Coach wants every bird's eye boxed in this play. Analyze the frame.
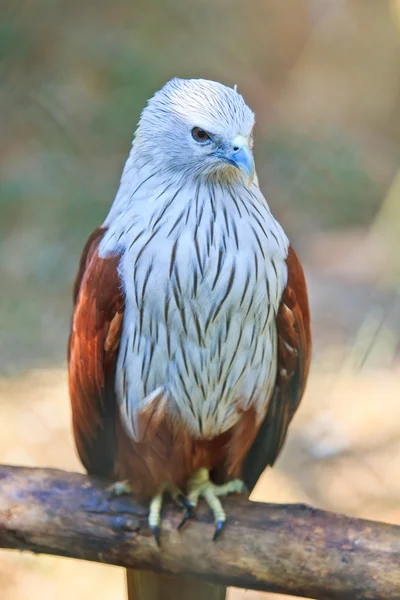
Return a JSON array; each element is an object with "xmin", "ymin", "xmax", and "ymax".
[{"xmin": 192, "ymin": 127, "xmax": 210, "ymax": 143}]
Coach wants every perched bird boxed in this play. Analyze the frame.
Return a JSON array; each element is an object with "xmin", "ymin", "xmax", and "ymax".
[{"xmin": 68, "ymin": 78, "xmax": 311, "ymax": 599}]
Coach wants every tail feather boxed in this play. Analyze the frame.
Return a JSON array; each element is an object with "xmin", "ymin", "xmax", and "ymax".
[{"xmin": 127, "ymin": 569, "xmax": 226, "ymax": 600}]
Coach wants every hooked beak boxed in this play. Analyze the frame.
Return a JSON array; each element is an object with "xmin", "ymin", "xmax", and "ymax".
[{"xmin": 215, "ymin": 135, "xmax": 255, "ymax": 187}]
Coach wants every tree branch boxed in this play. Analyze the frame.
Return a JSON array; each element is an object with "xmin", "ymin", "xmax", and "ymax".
[{"xmin": 0, "ymin": 465, "xmax": 399, "ymax": 600}]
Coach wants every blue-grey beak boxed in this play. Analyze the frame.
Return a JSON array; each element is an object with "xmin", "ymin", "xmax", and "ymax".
[
  {"xmin": 230, "ymin": 145, "xmax": 255, "ymax": 184},
  {"xmin": 215, "ymin": 135, "xmax": 255, "ymax": 187}
]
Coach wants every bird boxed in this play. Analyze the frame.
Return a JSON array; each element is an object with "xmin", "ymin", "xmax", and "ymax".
[{"xmin": 68, "ymin": 78, "xmax": 311, "ymax": 599}]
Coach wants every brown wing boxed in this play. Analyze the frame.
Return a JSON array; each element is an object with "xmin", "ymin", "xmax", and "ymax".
[
  {"xmin": 243, "ymin": 244, "xmax": 311, "ymax": 491},
  {"xmin": 68, "ymin": 228, "xmax": 124, "ymax": 477}
]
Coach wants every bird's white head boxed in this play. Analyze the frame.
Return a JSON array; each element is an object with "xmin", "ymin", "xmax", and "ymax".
[{"xmin": 134, "ymin": 78, "xmax": 256, "ymax": 186}]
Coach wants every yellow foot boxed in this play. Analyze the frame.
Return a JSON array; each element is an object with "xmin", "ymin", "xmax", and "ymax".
[
  {"xmin": 179, "ymin": 468, "xmax": 247, "ymax": 540},
  {"xmin": 106, "ymin": 479, "xmax": 133, "ymax": 497},
  {"xmin": 148, "ymin": 483, "xmax": 192, "ymax": 546},
  {"xmin": 107, "ymin": 480, "xmax": 191, "ymax": 546}
]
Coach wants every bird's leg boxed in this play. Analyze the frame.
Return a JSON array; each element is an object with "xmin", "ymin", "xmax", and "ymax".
[{"xmin": 179, "ymin": 468, "xmax": 247, "ymax": 539}]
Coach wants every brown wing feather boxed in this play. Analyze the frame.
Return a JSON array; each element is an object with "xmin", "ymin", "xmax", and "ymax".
[
  {"xmin": 68, "ymin": 228, "xmax": 124, "ymax": 477},
  {"xmin": 243, "ymin": 244, "xmax": 311, "ymax": 490}
]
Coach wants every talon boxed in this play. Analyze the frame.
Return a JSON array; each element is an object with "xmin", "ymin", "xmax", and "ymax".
[
  {"xmin": 106, "ymin": 480, "xmax": 133, "ymax": 498},
  {"xmin": 176, "ymin": 493, "xmax": 195, "ymax": 512},
  {"xmin": 185, "ymin": 469, "xmax": 246, "ymax": 537},
  {"xmin": 151, "ymin": 525, "xmax": 161, "ymax": 547},
  {"xmin": 146, "ymin": 484, "xmax": 192, "ymax": 541},
  {"xmin": 212, "ymin": 519, "xmax": 225, "ymax": 541},
  {"xmin": 177, "ymin": 507, "xmax": 195, "ymax": 531}
]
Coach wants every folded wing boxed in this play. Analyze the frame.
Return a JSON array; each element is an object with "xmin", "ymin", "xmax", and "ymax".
[
  {"xmin": 243, "ymin": 245, "xmax": 311, "ymax": 490},
  {"xmin": 68, "ymin": 228, "xmax": 124, "ymax": 477}
]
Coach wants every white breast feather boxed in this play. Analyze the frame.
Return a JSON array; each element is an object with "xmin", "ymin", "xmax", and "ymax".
[{"xmin": 100, "ymin": 161, "xmax": 289, "ymax": 440}]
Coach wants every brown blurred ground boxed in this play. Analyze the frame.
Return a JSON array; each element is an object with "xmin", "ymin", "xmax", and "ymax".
[
  {"xmin": 1, "ymin": 359, "xmax": 399, "ymax": 600},
  {"xmin": 0, "ymin": 0, "xmax": 399, "ymax": 598}
]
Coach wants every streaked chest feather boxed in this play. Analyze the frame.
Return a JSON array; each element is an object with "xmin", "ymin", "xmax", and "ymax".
[{"xmin": 100, "ymin": 176, "xmax": 289, "ymax": 439}]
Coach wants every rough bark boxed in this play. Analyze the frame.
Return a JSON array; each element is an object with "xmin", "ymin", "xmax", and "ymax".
[{"xmin": 0, "ymin": 465, "xmax": 399, "ymax": 600}]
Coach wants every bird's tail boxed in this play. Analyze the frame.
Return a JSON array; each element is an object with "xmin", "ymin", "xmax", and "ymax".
[{"xmin": 126, "ymin": 569, "xmax": 226, "ymax": 600}]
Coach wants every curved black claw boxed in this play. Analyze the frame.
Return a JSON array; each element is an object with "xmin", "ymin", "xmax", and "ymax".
[
  {"xmin": 176, "ymin": 493, "xmax": 194, "ymax": 512},
  {"xmin": 177, "ymin": 507, "xmax": 195, "ymax": 531},
  {"xmin": 151, "ymin": 525, "xmax": 161, "ymax": 547},
  {"xmin": 212, "ymin": 519, "xmax": 225, "ymax": 541}
]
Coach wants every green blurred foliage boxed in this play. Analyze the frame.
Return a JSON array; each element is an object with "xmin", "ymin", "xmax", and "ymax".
[
  {"xmin": 261, "ymin": 128, "xmax": 385, "ymax": 230},
  {"xmin": 0, "ymin": 0, "xmax": 399, "ymax": 371}
]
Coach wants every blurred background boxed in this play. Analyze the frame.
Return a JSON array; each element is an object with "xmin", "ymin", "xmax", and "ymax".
[{"xmin": 1, "ymin": 1, "xmax": 400, "ymax": 598}]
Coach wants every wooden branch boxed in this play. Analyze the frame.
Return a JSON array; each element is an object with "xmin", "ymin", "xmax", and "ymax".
[{"xmin": 0, "ymin": 466, "xmax": 399, "ymax": 600}]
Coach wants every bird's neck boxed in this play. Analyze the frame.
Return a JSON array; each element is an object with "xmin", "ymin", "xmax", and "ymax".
[{"xmin": 103, "ymin": 151, "xmax": 260, "ymax": 231}]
